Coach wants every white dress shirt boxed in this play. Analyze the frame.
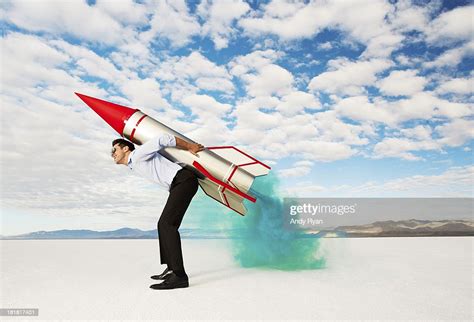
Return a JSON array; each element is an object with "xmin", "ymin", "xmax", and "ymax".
[{"xmin": 127, "ymin": 134, "xmax": 182, "ymax": 191}]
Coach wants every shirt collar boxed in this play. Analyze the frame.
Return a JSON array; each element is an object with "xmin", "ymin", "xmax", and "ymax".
[{"xmin": 127, "ymin": 151, "xmax": 134, "ymax": 169}]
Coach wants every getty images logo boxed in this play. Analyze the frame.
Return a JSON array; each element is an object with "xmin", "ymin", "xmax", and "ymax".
[{"xmin": 289, "ymin": 202, "xmax": 357, "ymax": 216}]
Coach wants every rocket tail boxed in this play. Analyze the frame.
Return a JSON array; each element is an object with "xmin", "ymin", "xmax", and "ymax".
[{"xmin": 193, "ymin": 146, "xmax": 271, "ymax": 215}]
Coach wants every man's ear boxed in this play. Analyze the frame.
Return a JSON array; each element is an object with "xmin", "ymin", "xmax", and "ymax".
[{"xmin": 123, "ymin": 146, "xmax": 129, "ymax": 152}]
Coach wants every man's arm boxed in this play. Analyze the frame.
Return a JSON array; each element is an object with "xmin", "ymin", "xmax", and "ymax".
[
  {"xmin": 132, "ymin": 134, "xmax": 177, "ymax": 161},
  {"xmin": 132, "ymin": 134, "xmax": 205, "ymax": 162},
  {"xmin": 175, "ymin": 137, "xmax": 205, "ymax": 156}
]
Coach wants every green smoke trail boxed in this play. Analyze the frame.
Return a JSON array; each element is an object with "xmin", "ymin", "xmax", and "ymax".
[
  {"xmin": 229, "ymin": 172, "xmax": 325, "ymax": 270},
  {"xmin": 188, "ymin": 172, "xmax": 325, "ymax": 271}
]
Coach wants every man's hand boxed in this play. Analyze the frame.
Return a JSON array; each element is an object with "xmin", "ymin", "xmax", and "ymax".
[
  {"xmin": 188, "ymin": 142, "xmax": 205, "ymax": 156},
  {"xmin": 175, "ymin": 137, "xmax": 205, "ymax": 156}
]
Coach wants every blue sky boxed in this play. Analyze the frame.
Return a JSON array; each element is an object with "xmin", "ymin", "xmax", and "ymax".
[{"xmin": 1, "ymin": 0, "xmax": 473, "ymax": 235}]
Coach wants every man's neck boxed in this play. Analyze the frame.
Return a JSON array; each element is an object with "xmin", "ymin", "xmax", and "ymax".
[{"xmin": 120, "ymin": 151, "xmax": 131, "ymax": 165}]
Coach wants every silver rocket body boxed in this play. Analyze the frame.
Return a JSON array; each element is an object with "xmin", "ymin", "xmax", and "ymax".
[{"xmin": 122, "ymin": 110, "xmax": 270, "ymax": 215}]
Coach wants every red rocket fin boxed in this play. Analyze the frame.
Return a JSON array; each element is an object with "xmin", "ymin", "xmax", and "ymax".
[
  {"xmin": 75, "ymin": 93, "xmax": 138, "ymax": 135},
  {"xmin": 193, "ymin": 161, "xmax": 256, "ymax": 203},
  {"xmin": 192, "ymin": 147, "xmax": 271, "ymax": 215},
  {"xmin": 197, "ymin": 179, "xmax": 247, "ymax": 216}
]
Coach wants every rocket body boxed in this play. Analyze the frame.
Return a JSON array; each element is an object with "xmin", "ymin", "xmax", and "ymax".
[{"xmin": 76, "ymin": 93, "xmax": 271, "ymax": 215}]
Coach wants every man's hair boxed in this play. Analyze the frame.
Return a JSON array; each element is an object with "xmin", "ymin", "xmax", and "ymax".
[{"xmin": 112, "ymin": 138, "xmax": 135, "ymax": 151}]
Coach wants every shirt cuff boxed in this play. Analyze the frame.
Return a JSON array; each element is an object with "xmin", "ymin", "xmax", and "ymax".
[
  {"xmin": 158, "ymin": 134, "xmax": 176, "ymax": 147},
  {"xmin": 169, "ymin": 134, "xmax": 176, "ymax": 147}
]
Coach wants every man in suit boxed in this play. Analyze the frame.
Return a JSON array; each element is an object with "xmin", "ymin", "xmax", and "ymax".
[{"xmin": 111, "ymin": 134, "xmax": 204, "ymax": 289}]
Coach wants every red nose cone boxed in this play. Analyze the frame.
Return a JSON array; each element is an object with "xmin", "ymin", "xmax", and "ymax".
[{"xmin": 75, "ymin": 92, "xmax": 138, "ymax": 135}]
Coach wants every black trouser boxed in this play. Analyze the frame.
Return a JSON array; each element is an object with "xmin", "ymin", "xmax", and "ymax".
[{"xmin": 158, "ymin": 168, "xmax": 198, "ymax": 274}]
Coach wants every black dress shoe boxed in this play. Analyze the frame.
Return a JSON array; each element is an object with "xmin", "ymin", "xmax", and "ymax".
[
  {"xmin": 150, "ymin": 273, "xmax": 189, "ymax": 290},
  {"xmin": 150, "ymin": 267, "xmax": 173, "ymax": 280}
]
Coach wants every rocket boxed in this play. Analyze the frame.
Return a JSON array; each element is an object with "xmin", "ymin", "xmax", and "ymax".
[{"xmin": 75, "ymin": 93, "xmax": 271, "ymax": 216}]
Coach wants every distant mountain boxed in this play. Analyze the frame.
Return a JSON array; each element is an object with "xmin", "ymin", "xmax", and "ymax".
[
  {"xmin": 0, "ymin": 227, "xmax": 243, "ymax": 240},
  {"xmin": 1, "ymin": 228, "xmax": 156, "ymax": 240},
  {"xmin": 1, "ymin": 219, "xmax": 473, "ymax": 240},
  {"xmin": 316, "ymin": 219, "xmax": 474, "ymax": 237}
]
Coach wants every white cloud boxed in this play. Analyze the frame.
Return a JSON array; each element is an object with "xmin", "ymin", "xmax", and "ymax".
[
  {"xmin": 313, "ymin": 111, "xmax": 372, "ymax": 146},
  {"xmin": 229, "ymin": 106, "xmax": 361, "ymax": 162},
  {"xmin": 41, "ymin": 39, "xmax": 181, "ymax": 121},
  {"xmin": 333, "ymin": 96, "xmax": 397, "ymax": 125},
  {"xmin": 239, "ymin": 1, "xmax": 455, "ymax": 60},
  {"xmin": 140, "ymin": 0, "xmax": 200, "ymax": 48},
  {"xmin": 181, "ymin": 94, "xmax": 232, "ymax": 120},
  {"xmin": 0, "ymin": 92, "xmax": 144, "ymax": 219},
  {"xmin": 49, "ymin": 39, "xmax": 125, "ymax": 84},
  {"xmin": 399, "ymin": 125, "xmax": 432, "ymax": 141},
  {"xmin": 197, "ymin": 0, "xmax": 250, "ymax": 49},
  {"xmin": 279, "ymin": 182, "xmax": 326, "ymax": 198},
  {"xmin": 378, "ymin": 70, "xmax": 427, "ymax": 96},
  {"xmin": 436, "ymin": 119, "xmax": 474, "ymax": 147},
  {"xmin": 278, "ymin": 160, "xmax": 315, "ymax": 178},
  {"xmin": 239, "ymin": 0, "xmax": 434, "ymax": 58},
  {"xmin": 95, "ymin": 0, "xmax": 148, "ymax": 25},
  {"xmin": 361, "ymin": 33, "xmax": 404, "ymax": 58},
  {"xmin": 239, "ymin": 0, "xmax": 391, "ymax": 44},
  {"xmin": 227, "ymin": 88, "xmax": 373, "ymax": 161},
  {"xmin": 239, "ymin": 1, "xmax": 326, "ymax": 40},
  {"xmin": 0, "ymin": 33, "xmax": 111, "ymax": 106},
  {"xmin": 373, "ymin": 137, "xmax": 440, "ymax": 161},
  {"xmin": 389, "ymin": 0, "xmax": 434, "ymax": 33},
  {"xmin": 154, "ymin": 51, "xmax": 233, "ymax": 100},
  {"xmin": 3, "ymin": 0, "xmax": 125, "ymax": 45},
  {"xmin": 119, "ymin": 78, "xmax": 177, "ymax": 120},
  {"xmin": 156, "ymin": 51, "xmax": 230, "ymax": 81},
  {"xmin": 195, "ymin": 77, "xmax": 235, "ymax": 93},
  {"xmin": 180, "ymin": 94, "xmax": 232, "ymax": 145},
  {"xmin": 294, "ymin": 160, "xmax": 314, "ymax": 167},
  {"xmin": 276, "ymin": 91, "xmax": 321, "ymax": 116},
  {"xmin": 229, "ymin": 50, "xmax": 294, "ymax": 99},
  {"xmin": 334, "ymin": 92, "xmax": 473, "ymax": 127},
  {"xmin": 1, "ymin": 33, "xmax": 71, "ymax": 87},
  {"xmin": 319, "ymin": 42, "xmax": 333, "ymax": 50},
  {"xmin": 290, "ymin": 140, "xmax": 356, "ymax": 162},
  {"xmin": 259, "ymin": 0, "xmax": 306, "ymax": 18},
  {"xmin": 346, "ymin": 0, "xmax": 435, "ymax": 57},
  {"xmin": 242, "ymin": 64, "xmax": 294, "ymax": 97},
  {"xmin": 280, "ymin": 165, "xmax": 474, "ymax": 198},
  {"xmin": 372, "ymin": 118, "xmax": 474, "ymax": 161},
  {"xmin": 397, "ymin": 92, "xmax": 472, "ymax": 121},
  {"xmin": 426, "ymin": 5, "xmax": 474, "ymax": 44},
  {"xmin": 354, "ymin": 166, "xmax": 474, "ymax": 197},
  {"xmin": 352, "ymin": 166, "xmax": 474, "ymax": 197},
  {"xmin": 231, "ymin": 98, "xmax": 282, "ymax": 132},
  {"xmin": 228, "ymin": 49, "xmax": 283, "ymax": 77},
  {"xmin": 423, "ymin": 41, "xmax": 474, "ymax": 69},
  {"xmin": 308, "ymin": 58, "xmax": 392, "ymax": 96},
  {"xmin": 394, "ymin": 54, "xmax": 424, "ymax": 67},
  {"xmin": 436, "ymin": 77, "xmax": 473, "ymax": 95},
  {"xmin": 0, "ymin": 34, "xmax": 203, "ymax": 229},
  {"xmin": 278, "ymin": 165, "xmax": 312, "ymax": 178}
]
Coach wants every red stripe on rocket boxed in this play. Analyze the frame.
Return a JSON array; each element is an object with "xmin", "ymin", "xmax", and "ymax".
[{"xmin": 75, "ymin": 92, "xmax": 271, "ymax": 216}]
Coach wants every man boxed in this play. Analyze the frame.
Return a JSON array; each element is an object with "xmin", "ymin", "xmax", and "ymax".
[{"xmin": 111, "ymin": 134, "xmax": 204, "ymax": 290}]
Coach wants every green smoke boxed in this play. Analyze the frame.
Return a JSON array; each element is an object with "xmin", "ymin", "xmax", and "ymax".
[
  {"xmin": 187, "ymin": 172, "xmax": 325, "ymax": 271},
  {"xmin": 229, "ymin": 173, "xmax": 325, "ymax": 270}
]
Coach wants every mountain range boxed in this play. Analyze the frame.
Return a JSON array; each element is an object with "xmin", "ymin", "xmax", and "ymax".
[
  {"xmin": 1, "ymin": 219, "xmax": 473, "ymax": 239},
  {"xmin": 314, "ymin": 219, "xmax": 474, "ymax": 238},
  {"xmin": 0, "ymin": 227, "xmax": 238, "ymax": 240}
]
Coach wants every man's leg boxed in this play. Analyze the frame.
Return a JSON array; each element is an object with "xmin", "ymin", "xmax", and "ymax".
[
  {"xmin": 157, "ymin": 169, "xmax": 198, "ymax": 275},
  {"xmin": 158, "ymin": 227, "xmax": 168, "ymax": 266}
]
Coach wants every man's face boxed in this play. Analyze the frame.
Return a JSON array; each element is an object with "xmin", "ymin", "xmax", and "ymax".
[{"xmin": 111, "ymin": 144, "xmax": 128, "ymax": 164}]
